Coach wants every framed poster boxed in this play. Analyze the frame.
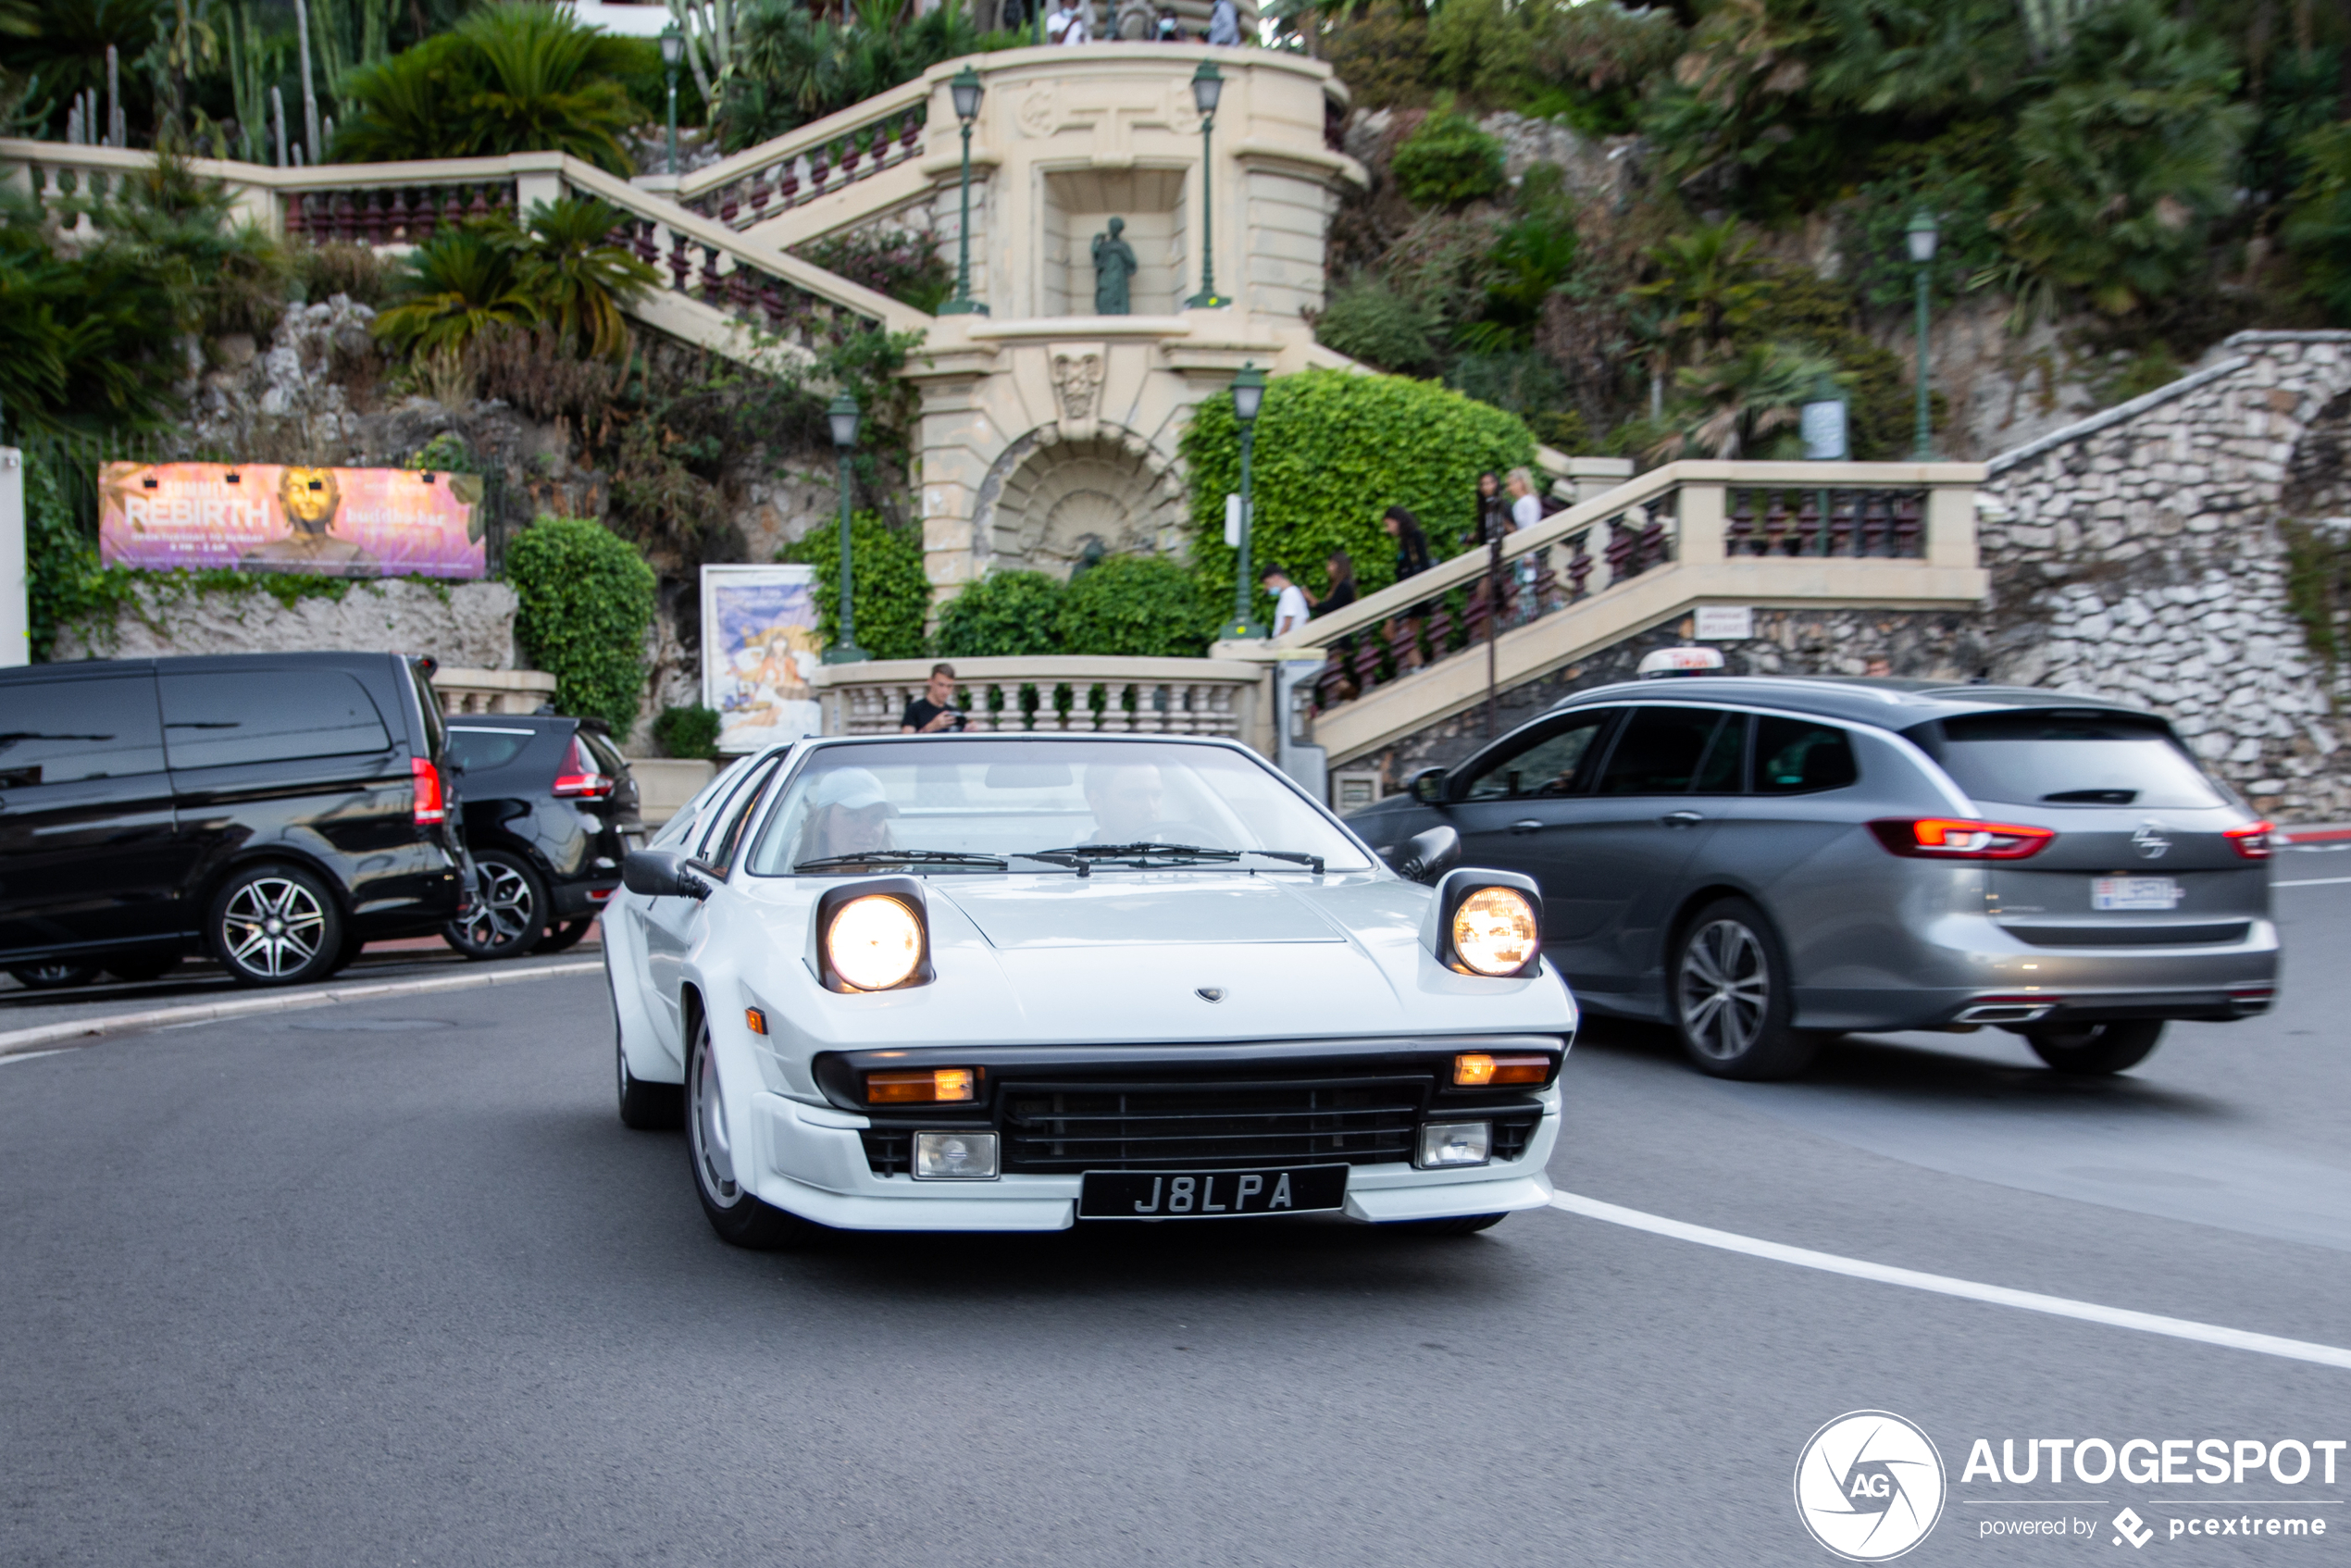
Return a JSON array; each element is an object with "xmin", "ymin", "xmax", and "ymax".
[
  {"xmin": 98, "ymin": 462, "xmax": 487, "ymax": 578},
  {"xmin": 702, "ymin": 564, "xmax": 822, "ymax": 753}
]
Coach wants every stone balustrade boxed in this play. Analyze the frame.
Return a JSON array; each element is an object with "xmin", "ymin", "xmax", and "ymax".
[
  {"xmin": 810, "ymin": 656, "xmax": 1264, "ymax": 743},
  {"xmin": 433, "ymin": 666, "xmax": 556, "ymax": 716},
  {"xmin": 676, "ymin": 79, "xmax": 932, "ymax": 231}
]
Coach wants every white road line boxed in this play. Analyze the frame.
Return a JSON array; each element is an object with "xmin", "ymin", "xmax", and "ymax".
[
  {"xmin": 2273, "ymin": 876, "xmax": 2351, "ymax": 887},
  {"xmin": 0, "ymin": 960, "xmax": 603, "ymax": 1058},
  {"xmin": 1548, "ymin": 1189, "xmax": 2351, "ymax": 1372},
  {"xmin": 0, "ymin": 1050, "xmax": 68, "ymax": 1066}
]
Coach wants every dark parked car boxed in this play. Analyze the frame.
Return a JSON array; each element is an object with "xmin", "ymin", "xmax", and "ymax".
[
  {"xmin": 1347, "ymin": 674, "xmax": 2277, "ymax": 1080},
  {"xmin": 442, "ymin": 715, "xmax": 643, "ymax": 961},
  {"xmin": 0, "ymin": 652, "xmax": 468, "ymax": 989}
]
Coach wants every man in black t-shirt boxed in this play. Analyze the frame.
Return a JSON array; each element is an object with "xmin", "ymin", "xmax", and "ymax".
[{"xmin": 900, "ymin": 662, "xmax": 967, "ymax": 733}]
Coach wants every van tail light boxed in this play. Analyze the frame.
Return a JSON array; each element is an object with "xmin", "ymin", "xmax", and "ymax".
[
  {"xmin": 552, "ymin": 737, "xmax": 614, "ymax": 800},
  {"xmin": 411, "ymin": 756, "xmax": 447, "ymax": 825},
  {"xmin": 1868, "ymin": 817, "xmax": 2054, "ymax": 860},
  {"xmin": 2225, "ymin": 820, "xmax": 2274, "ymax": 860}
]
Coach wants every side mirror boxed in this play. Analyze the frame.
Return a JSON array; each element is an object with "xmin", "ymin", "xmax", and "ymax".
[
  {"xmin": 1407, "ymin": 766, "xmax": 1449, "ymax": 805},
  {"xmin": 623, "ymin": 847, "xmax": 713, "ymax": 900},
  {"xmin": 1391, "ymin": 825, "xmax": 1460, "ymax": 885}
]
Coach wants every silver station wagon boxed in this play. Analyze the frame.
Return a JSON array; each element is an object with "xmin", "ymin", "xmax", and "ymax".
[{"xmin": 1349, "ymin": 674, "xmax": 2279, "ymax": 1080}]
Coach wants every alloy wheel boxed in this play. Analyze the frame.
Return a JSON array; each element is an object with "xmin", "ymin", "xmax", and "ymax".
[
  {"xmin": 1678, "ymin": 917, "xmax": 1771, "ymax": 1062},
  {"xmin": 690, "ymin": 1027, "xmax": 741, "ymax": 1208},
  {"xmin": 456, "ymin": 861, "xmax": 536, "ymax": 951},
  {"xmin": 220, "ymin": 877, "xmax": 327, "ymax": 979}
]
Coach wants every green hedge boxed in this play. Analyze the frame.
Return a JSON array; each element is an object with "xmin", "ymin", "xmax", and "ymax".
[
  {"xmin": 1057, "ymin": 555, "xmax": 1218, "ymax": 658},
  {"xmin": 506, "ymin": 516, "xmax": 657, "ymax": 734},
  {"xmin": 934, "ymin": 568, "xmax": 1064, "ymax": 658},
  {"xmin": 653, "ymin": 704, "xmax": 721, "ymax": 760},
  {"xmin": 1391, "ymin": 112, "xmax": 1508, "ymax": 207},
  {"xmin": 1179, "ymin": 368, "xmax": 1537, "ymax": 616},
  {"xmin": 777, "ymin": 512, "xmax": 930, "ymax": 661}
]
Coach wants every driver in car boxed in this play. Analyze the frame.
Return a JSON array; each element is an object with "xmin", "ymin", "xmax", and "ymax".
[
  {"xmin": 1082, "ymin": 762, "xmax": 1167, "ymax": 844},
  {"xmin": 796, "ymin": 768, "xmax": 898, "ymax": 865}
]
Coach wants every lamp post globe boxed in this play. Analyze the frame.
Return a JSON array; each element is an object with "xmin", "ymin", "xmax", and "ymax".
[
  {"xmin": 1224, "ymin": 362, "xmax": 1269, "ymax": 641},
  {"xmin": 824, "ymin": 393, "xmax": 868, "ymax": 665},
  {"xmin": 1906, "ymin": 209, "xmax": 1938, "ymax": 459},
  {"xmin": 659, "ymin": 24, "xmax": 683, "ymax": 178},
  {"xmin": 1185, "ymin": 61, "xmax": 1226, "ymax": 310},
  {"xmin": 941, "ymin": 67, "xmax": 989, "ymax": 316}
]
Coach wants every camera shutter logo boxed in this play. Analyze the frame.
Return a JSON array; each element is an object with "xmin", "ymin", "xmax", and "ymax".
[{"xmin": 1793, "ymin": 1411, "xmax": 1947, "ymax": 1561}]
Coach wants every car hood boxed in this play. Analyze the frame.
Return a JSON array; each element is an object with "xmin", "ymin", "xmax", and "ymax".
[{"xmin": 934, "ymin": 876, "xmax": 1344, "ymax": 948}]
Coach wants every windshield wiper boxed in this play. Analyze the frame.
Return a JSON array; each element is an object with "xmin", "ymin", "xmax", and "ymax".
[
  {"xmin": 1030, "ymin": 842, "xmax": 1325, "ymax": 873},
  {"xmin": 794, "ymin": 850, "xmax": 1009, "ymax": 872}
]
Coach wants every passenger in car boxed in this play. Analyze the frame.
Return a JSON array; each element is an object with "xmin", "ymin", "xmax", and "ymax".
[
  {"xmin": 797, "ymin": 769, "xmax": 898, "ymax": 863},
  {"xmin": 1083, "ymin": 762, "xmax": 1166, "ymax": 843}
]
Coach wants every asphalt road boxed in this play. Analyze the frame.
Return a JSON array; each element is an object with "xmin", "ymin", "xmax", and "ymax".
[{"xmin": 4, "ymin": 877, "xmax": 2348, "ymax": 1564}]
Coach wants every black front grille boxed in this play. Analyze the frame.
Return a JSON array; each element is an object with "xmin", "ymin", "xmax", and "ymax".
[
  {"xmin": 862, "ymin": 1128, "xmax": 912, "ymax": 1176},
  {"xmin": 1492, "ymin": 1115, "xmax": 1536, "ymax": 1164},
  {"xmin": 1001, "ymin": 1076, "xmax": 1425, "ymax": 1173}
]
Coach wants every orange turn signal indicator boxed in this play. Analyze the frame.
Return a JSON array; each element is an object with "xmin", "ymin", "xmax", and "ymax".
[
  {"xmin": 1452, "ymin": 1052, "xmax": 1550, "ymax": 1087},
  {"xmin": 865, "ymin": 1066, "xmax": 978, "ymax": 1104},
  {"xmin": 744, "ymin": 1007, "xmax": 767, "ymax": 1036}
]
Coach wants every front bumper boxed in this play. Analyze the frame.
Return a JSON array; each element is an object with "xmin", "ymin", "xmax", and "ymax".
[{"xmin": 745, "ymin": 1087, "xmax": 1563, "ymax": 1232}]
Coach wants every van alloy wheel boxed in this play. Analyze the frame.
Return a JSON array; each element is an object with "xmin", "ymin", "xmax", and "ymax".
[{"xmin": 221, "ymin": 877, "xmax": 327, "ymax": 978}]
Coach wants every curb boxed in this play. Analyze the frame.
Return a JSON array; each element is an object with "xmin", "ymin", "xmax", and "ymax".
[{"xmin": 0, "ymin": 959, "xmax": 603, "ymax": 1059}]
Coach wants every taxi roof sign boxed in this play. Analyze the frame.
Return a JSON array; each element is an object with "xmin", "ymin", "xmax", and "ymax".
[{"xmin": 1636, "ymin": 646, "xmax": 1728, "ymax": 678}]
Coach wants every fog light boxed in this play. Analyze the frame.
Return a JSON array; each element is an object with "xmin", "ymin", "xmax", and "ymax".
[
  {"xmin": 1415, "ymin": 1121, "xmax": 1491, "ymax": 1169},
  {"xmin": 914, "ymin": 1131, "xmax": 999, "ymax": 1180}
]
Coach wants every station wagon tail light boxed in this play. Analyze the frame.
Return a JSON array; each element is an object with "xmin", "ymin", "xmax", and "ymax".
[
  {"xmin": 1452, "ymin": 1052, "xmax": 1551, "ymax": 1087},
  {"xmin": 866, "ymin": 1066, "xmax": 977, "ymax": 1104},
  {"xmin": 1451, "ymin": 887, "xmax": 1539, "ymax": 976},
  {"xmin": 552, "ymin": 737, "xmax": 614, "ymax": 799},
  {"xmin": 1867, "ymin": 817, "xmax": 2053, "ymax": 860},
  {"xmin": 410, "ymin": 756, "xmax": 446, "ymax": 825},
  {"xmin": 2225, "ymin": 820, "xmax": 2275, "ymax": 860}
]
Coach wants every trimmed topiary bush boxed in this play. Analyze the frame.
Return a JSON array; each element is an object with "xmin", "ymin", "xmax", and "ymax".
[
  {"xmin": 505, "ymin": 516, "xmax": 658, "ymax": 735},
  {"xmin": 653, "ymin": 704, "xmax": 722, "ymax": 760},
  {"xmin": 1056, "ymin": 555, "xmax": 1218, "ymax": 658},
  {"xmin": 1179, "ymin": 367, "xmax": 1537, "ymax": 617},
  {"xmin": 1390, "ymin": 111, "xmax": 1508, "ymax": 208},
  {"xmin": 933, "ymin": 569, "xmax": 1065, "ymax": 658},
  {"xmin": 777, "ymin": 513, "xmax": 931, "ymax": 661}
]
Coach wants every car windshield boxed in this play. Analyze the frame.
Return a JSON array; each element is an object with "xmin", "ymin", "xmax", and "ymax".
[
  {"xmin": 1919, "ymin": 711, "xmax": 2227, "ymax": 809},
  {"xmin": 745, "ymin": 740, "xmax": 1372, "ymax": 875}
]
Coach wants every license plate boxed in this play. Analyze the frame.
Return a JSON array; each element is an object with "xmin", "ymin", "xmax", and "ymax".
[
  {"xmin": 2093, "ymin": 876, "xmax": 2182, "ymax": 911},
  {"xmin": 1078, "ymin": 1164, "xmax": 1348, "ymax": 1220}
]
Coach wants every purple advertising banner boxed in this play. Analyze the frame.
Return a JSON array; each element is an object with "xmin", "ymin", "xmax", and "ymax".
[{"xmin": 98, "ymin": 462, "xmax": 488, "ymax": 578}]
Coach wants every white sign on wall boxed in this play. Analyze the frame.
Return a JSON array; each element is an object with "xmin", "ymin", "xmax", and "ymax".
[{"xmin": 1694, "ymin": 604, "xmax": 1754, "ymax": 641}]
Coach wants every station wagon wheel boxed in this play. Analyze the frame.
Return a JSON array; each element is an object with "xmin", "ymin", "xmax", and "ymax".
[
  {"xmin": 685, "ymin": 1013, "xmax": 819, "ymax": 1250},
  {"xmin": 2023, "ymin": 1019, "xmax": 2164, "ymax": 1076},
  {"xmin": 1671, "ymin": 897, "xmax": 1818, "ymax": 1081},
  {"xmin": 442, "ymin": 851, "xmax": 548, "ymax": 962},
  {"xmin": 208, "ymin": 865, "xmax": 342, "ymax": 989}
]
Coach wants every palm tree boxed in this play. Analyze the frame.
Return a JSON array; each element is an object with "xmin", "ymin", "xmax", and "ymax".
[
  {"xmin": 372, "ymin": 227, "xmax": 536, "ymax": 356},
  {"xmin": 489, "ymin": 198, "xmax": 660, "ymax": 361},
  {"xmin": 1647, "ymin": 342, "xmax": 1842, "ymax": 462}
]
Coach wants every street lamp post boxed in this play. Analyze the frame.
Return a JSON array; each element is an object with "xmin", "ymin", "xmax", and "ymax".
[
  {"xmin": 659, "ymin": 25, "xmax": 683, "ymax": 178},
  {"xmin": 940, "ymin": 67, "xmax": 988, "ymax": 316},
  {"xmin": 1223, "ymin": 363, "xmax": 1267, "ymax": 640},
  {"xmin": 823, "ymin": 393, "xmax": 868, "ymax": 665},
  {"xmin": 1907, "ymin": 209, "xmax": 1938, "ymax": 460},
  {"xmin": 1185, "ymin": 61, "xmax": 1226, "ymax": 310}
]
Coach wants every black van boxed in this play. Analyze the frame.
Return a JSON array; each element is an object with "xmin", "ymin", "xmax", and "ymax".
[{"xmin": 0, "ymin": 653, "xmax": 469, "ymax": 989}]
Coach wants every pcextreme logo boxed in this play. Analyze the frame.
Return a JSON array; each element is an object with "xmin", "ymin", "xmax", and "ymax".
[{"xmin": 1796, "ymin": 1411, "xmax": 1949, "ymax": 1561}]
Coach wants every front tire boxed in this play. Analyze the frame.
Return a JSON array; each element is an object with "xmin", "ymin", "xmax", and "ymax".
[
  {"xmin": 443, "ymin": 851, "xmax": 549, "ymax": 961},
  {"xmin": 209, "ymin": 865, "xmax": 343, "ymax": 988},
  {"xmin": 686, "ymin": 1013, "xmax": 819, "ymax": 1249},
  {"xmin": 2025, "ymin": 1019, "xmax": 2164, "ymax": 1075},
  {"xmin": 1671, "ymin": 897, "xmax": 1819, "ymax": 1080}
]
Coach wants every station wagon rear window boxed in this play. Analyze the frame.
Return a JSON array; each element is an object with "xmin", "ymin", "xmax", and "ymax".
[{"xmin": 1915, "ymin": 711, "xmax": 2225, "ymax": 809}]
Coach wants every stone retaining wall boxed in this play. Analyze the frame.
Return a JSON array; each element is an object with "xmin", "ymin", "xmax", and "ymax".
[{"xmin": 52, "ymin": 578, "xmax": 521, "ymax": 671}]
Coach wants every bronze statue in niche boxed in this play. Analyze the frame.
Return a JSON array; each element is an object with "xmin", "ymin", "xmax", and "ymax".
[{"xmin": 1091, "ymin": 217, "xmax": 1138, "ymax": 315}]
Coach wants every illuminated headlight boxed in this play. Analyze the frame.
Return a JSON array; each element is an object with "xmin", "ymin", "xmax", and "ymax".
[
  {"xmin": 914, "ymin": 1131, "xmax": 999, "ymax": 1180},
  {"xmin": 1415, "ymin": 1121, "xmax": 1492, "ymax": 1169},
  {"xmin": 827, "ymin": 894, "xmax": 924, "ymax": 990},
  {"xmin": 1450, "ymin": 887, "xmax": 1538, "ymax": 976}
]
